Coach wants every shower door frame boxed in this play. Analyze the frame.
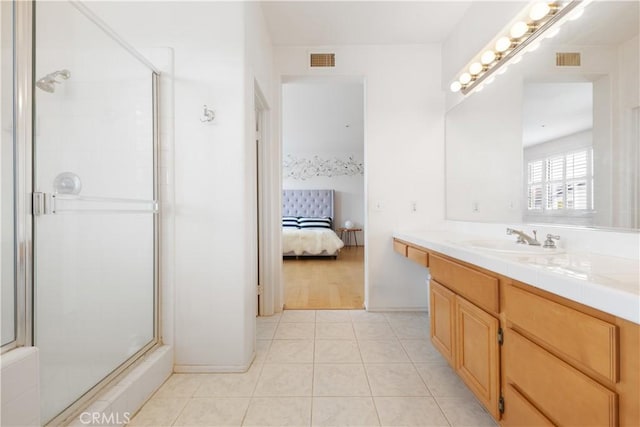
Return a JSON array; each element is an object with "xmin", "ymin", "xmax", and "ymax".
[{"xmin": 11, "ymin": 1, "xmax": 162, "ymax": 425}]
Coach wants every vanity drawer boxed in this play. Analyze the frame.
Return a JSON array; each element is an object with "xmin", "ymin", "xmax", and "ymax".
[
  {"xmin": 505, "ymin": 328, "xmax": 618, "ymax": 427},
  {"xmin": 393, "ymin": 239, "xmax": 407, "ymax": 256},
  {"xmin": 505, "ymin": 284, "xmax": 618, "ymax": 383},
  {"xmin": 407, "ymin": 246, "xmax": 428, "ymax": 267},
  {"xmin": 502, "ymin": 384, "xmax": 554, "ymax": 427},
  {"xmin": 429, "ymin": 254, "xmax": 498, "ymax": 314}
]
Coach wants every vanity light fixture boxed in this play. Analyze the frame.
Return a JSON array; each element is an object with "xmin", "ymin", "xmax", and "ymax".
[
  {"xmin": 469, "ymin": 62, "xmax": 484, "ymax": 75},
  {"xmin": 510, "ymin": 21, "xmax": 531, "ymax": 39},
  {"xmin": 495, "ymin": 36, "xmax": 513, "ymax": 53},
  {"xmin": 459, "ymin": 72, "xmax": 472, "ymax": 85},
  {"xmin": 481, "ymin": 50, "xmax": 497, "ymax": 65},
  {"xmin": 450, "ymin": 0, "xmax": 591, "ymax": 96}
]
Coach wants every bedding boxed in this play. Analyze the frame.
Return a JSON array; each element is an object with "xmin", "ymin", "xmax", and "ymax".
[
  {"xmin": 282, "ymin": 189, "xmax": 342, "ymax": 257},
  {"xmin": 282, "ymin": 227, "xmax": 345, "ymax": 256},
  {"xmin": 298, "ymin": 217, "xmax": 332, "ymax": 229}
]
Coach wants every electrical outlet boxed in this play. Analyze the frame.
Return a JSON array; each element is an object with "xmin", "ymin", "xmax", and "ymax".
[
  {"xmin": 410, "ymin": 201, "xmax": 417, "ymax": 212},
  {"xmin": 373, "ymin": 200, "xmax": 385, "ymax": 212},
  {"xmin": 472, "ymin": 201, "xmax": 480, "ymax": 212}
]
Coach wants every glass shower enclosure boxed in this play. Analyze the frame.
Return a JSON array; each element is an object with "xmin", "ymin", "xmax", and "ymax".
[{"xmin": 32, "ymin": 1, "xmax": 159, "ymax": 423}]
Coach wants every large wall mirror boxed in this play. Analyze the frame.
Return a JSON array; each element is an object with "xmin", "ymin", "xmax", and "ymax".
[{"xmin": 445, "ymin": 0, "xmax": 639, "ymax": 231}]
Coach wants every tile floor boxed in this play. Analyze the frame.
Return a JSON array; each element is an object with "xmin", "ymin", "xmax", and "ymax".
[{"xmin": 128, "ymin": 310, "xmax": 497, "ymax": 426}]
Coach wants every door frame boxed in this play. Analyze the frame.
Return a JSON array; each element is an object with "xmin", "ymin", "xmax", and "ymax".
[
  {"xmin": 254, "ymin": 81, "xmax": 281, "ymax": 316},
  {"xmin": 277, "ymin": 75, "xmax": 367, "ymax": 309}
]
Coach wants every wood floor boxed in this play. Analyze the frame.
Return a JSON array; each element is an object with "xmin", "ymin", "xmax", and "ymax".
[{"xmin": 283, "ymin": 246, "xmax": 364, "ymax": 309}]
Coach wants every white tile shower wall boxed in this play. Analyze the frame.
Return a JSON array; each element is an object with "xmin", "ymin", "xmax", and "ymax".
[
  {"xmin": 0, "ymin": 347, "xmax": 40, "ymax": 427},
  {"xmin": 275, "ymin": 44, "xmax": 445, "ymax": 310},
  {"xmin": 34, "ymin": 2, "xmax": 160, "ymax": 422}
]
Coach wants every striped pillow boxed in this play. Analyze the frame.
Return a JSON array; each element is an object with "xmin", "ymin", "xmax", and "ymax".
[
  {"xmin": 282, "ymin": 216, "xmax": 299, "ymax": 228},
  {"xmin": 298, "ymin": 217, "xmax": 332, "ymax": 229}
]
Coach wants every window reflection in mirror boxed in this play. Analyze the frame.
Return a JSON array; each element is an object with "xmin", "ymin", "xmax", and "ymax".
[
  {"xmin": 445, "ymin": 0, "xmax": 639, "ymax": 230},
  {"xmin": 523, "ymin": 82, "xmax": 595, "ymax": 225}
]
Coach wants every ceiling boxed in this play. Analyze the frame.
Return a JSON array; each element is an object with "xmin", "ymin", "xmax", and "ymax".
[
  {"xmin": 261, "ymin": 1, "xmax": 473, "ymax": 46},
  {"xmin": 522, "ymin": 82, "xmax": 593, "ymax": 147}
]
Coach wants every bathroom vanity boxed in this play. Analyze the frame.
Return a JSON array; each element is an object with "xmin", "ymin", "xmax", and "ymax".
[{"xmin": 392, "ymin": 232, "xmax": 639, "ymax": 426}]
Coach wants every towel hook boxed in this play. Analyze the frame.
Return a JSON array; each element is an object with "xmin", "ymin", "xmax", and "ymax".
[{"xmin": 200, "ymin": 105, "xmax": 215, "ymax": 122}]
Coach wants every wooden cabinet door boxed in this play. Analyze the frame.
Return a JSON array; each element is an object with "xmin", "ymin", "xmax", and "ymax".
[
  {"xmin": 430, "ymin": 280, "xmax": 455, "ymax": 367},
  {"xmin": 455, "ymin": 296, "xmax": 501, "ymax": 419},
  {"xmin": 502, "ymin": 384, "xmax": 554, "ymax": 427},
  {"xmin": 505, "ymin": 328, "xmax": 618, "ymax": 427}
]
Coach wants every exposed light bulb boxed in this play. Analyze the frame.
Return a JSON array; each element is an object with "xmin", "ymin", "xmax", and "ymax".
[
  {"xmin": 450, "ymin": 81, "xmax": 462, "ymax": 92},
  {"xmin": 469, "ymin": 62, "xmax": 484, "ymax": 75},
  {"xmin": 510, "ymin": 21, "xmax": 530, "ymax": 39},
  {"xmin": 529, "ymin": 2, "xmax": 551, "ymax": 21},
  {"xmin": 481, "ymin": 50, "xmax": 497, "ymax": 65},
  {"xmin": 495, "ymin": 36, "xmax": 512, "ymax": 53},
  {"xmin": 459, "ymin": 73, "xmax": 472, "ymax": 85},
  {"xmin": 568, "ymin": 7, "xmax": 584, "ymax": 20}
]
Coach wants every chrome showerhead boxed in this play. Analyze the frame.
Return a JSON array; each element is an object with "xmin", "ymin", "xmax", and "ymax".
[
  {"xmin": 36, "ymin": 79, "xmax": 55, "ymax": 93},
  {"xmin": 36, "ymin": 69, "xmax": 71, "ymax": 93}
]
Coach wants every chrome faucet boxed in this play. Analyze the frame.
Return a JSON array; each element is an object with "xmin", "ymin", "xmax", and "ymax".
[
  {"xmin": 543, "ymin": 234, "xmax": 560, "ymax": 249},
  {"xmin": 506, "ymin": 228, "xmax": 541, "ymax": 246}
]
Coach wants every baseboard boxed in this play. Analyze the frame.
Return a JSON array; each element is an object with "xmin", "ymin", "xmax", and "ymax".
[
  {"xmin": 174, "ymin": 350, "xmax": 256, "ymax": 373},
  {"xmin": 365, "ymin": 306, "xmax": 428, "ymax": 312}
]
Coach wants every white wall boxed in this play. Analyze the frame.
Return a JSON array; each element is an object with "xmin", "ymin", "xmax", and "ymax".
[
  {"xmin": 91, "ymin": 1, "xmax": 266, "ymax": 371},
  {"xmin": 445, "ymin": 72, "xmax": 522, "ymax": 223},
  {"xmin": 275, "ymin": 44, "xmax": 444, "ymax": 310},
  {"xmin": 282, "ymin": 80, "xmax": 365, "ymax": 238},
  {"xmin": 614, "ymin": 35, "xmax": 640, "ymax": 228}
]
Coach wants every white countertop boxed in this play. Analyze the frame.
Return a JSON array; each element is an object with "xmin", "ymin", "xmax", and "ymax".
[{"xmin": 394, "ymin": 230, "xmax": 640, "ymax": 325}]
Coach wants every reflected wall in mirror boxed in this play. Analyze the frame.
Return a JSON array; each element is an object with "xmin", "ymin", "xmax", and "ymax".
[{"xmin": 445, "ymin": 0, "xmax": 639, "ymax": 230}]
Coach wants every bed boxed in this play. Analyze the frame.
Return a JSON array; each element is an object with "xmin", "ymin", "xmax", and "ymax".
[{"xmin": 282, "ymin": 189, "xmax": 345, "ymax": 258}]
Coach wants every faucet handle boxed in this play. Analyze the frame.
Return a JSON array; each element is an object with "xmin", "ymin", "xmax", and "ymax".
[{"xmin": 543, "ymin": 234, "xmax": 560, "ymax": 249}]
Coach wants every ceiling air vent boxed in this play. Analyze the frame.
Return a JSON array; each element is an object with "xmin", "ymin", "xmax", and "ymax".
[
  {"xmin": 310, "ymin": 53, "xmax": 335, "ymax": 68},
  {"xmin": 556, "ymin": 52, "xmax": 581, "ymax": 67}
]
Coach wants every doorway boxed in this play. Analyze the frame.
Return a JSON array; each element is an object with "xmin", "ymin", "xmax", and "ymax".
[{"xmin": 280, "ymin": 76, "xmax": 365, "ymax": 309}]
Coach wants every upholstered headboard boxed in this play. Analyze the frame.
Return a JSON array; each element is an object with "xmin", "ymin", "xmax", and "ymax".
[{"xmin": 282, "ymin": 189, "xmax": 334, "ymax": 220}]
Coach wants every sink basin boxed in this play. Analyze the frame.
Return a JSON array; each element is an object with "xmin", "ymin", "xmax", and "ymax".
[{"xmin": 465, "ymin": 239, "xmax": 565, "ymax": 255}]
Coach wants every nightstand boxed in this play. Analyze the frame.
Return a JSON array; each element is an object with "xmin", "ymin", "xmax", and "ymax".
[{"xmin": 338, "ymin": 227, "xmax": 362, "ymax": 247}]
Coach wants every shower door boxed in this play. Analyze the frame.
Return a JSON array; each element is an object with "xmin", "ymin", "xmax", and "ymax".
[{"xmin": 33, "ymin": 2, "xmax": 158, "ymax": 423}]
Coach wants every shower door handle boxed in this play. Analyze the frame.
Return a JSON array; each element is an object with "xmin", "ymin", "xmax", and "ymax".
[{"xmin": 33, "ymin": 192, "xmax": 158, "ymax": 215}]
